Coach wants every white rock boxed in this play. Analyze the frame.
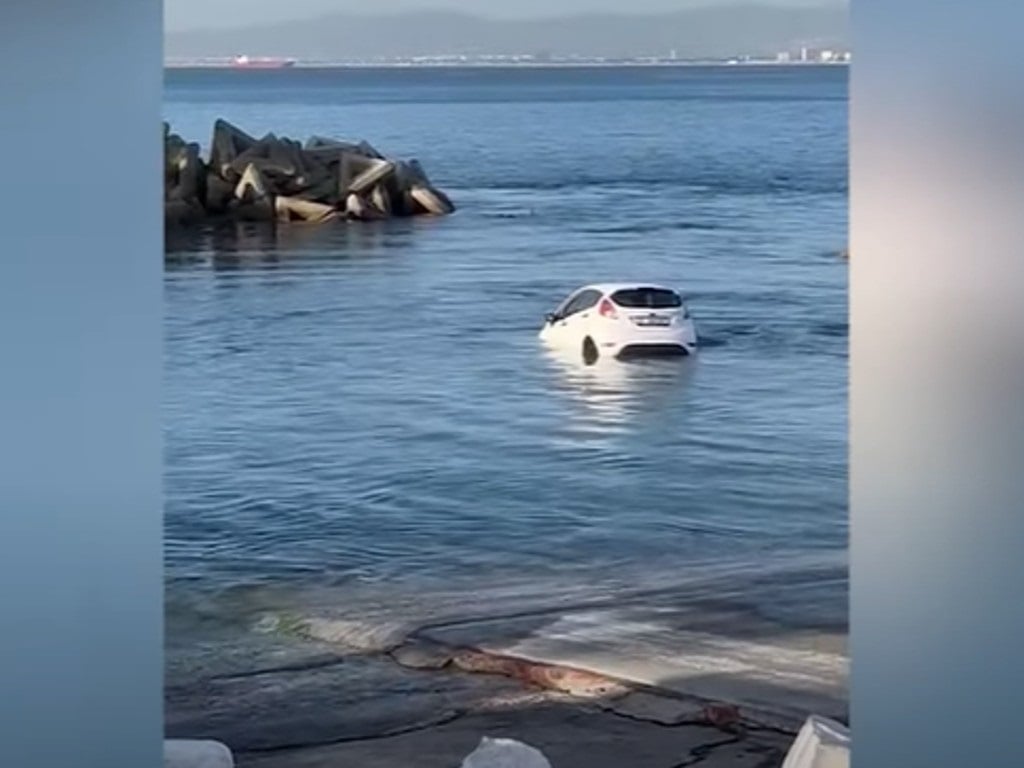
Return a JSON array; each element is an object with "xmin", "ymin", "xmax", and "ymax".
[
  {"xmin": 780, "ymin": 715, "xmax": 849, "ymax": 768},
  {"xmin": 275, "ymin": 196, "xmax": 340, "ymax": 223},
  {"xmin": 164, "ymin": 739, "xmax": 234, "ymax": 768},
  {"xmin": 234, "ymin": 163, "xmax": 270, "ymax": 202},
  {"xmin": 348, "ymin": 158, "xmax": 395, "ymax": 194},
  {"xmin": 410, "ymin": 184, "xmax": 455, "ymax": 215},
  {"xmin": 460, "ymin": 737, "xmax": 553, "ymax": 768},
  {"xmin": 371, "ymin": 184, "xmax": 392, "ymax": 216}
]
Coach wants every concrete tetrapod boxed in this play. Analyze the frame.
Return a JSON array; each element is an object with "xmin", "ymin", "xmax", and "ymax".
[
  {"xmin": 208, "ymin": 119, "xmax": 258, "ymax": 180},
  {"xmin": 410, "ymin": 184, "xmax": 456, "ymax": 215},
  {"xmin": 347, "ymin": 157, "xmax": 396, "ymax": 195},
  {"xmin": 164, "ymin": 119, "xmax": 455, "ymax": 228},
  {"xmin": 275, "ymin": 196, "xmax": 342, "ymax": 223},
  {"xmin": 345, "ymin": 193, "xmax": 387, "ymax": 221}
]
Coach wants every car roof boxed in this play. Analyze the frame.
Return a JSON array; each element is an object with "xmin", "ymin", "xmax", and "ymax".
[{"xmin": 575, "ymin": 283, "xmax": 678, "ymax": 296}]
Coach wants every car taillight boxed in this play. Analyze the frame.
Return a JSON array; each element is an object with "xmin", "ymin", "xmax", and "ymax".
[{"xmin": 598, "ymin": 298, "xmax": 618, "ymax": 319}]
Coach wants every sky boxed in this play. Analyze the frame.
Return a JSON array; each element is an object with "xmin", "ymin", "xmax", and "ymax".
[{"xmin": 165, "ymin": 0, "xmax": 845, "ymax": 32}]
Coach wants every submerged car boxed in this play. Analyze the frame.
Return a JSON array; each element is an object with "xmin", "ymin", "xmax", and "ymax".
[{"xmin": 539, "ymin": 283, "xmax": 697, "ymax": 363}]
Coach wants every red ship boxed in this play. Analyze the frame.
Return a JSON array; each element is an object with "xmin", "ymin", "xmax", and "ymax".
[{"xmin": 231, "ymin": 55, "xmax": 297, "ymax": 69}]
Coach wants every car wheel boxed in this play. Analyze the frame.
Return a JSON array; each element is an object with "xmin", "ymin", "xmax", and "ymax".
[{"xmin": 582, "ymin": 336, "xmax": 599, "ymax": 365}]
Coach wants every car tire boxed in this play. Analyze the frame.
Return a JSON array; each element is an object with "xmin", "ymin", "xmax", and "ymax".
[{"xmin": 582, "ymin": 336, "xmax": 599, "ymax": 366}]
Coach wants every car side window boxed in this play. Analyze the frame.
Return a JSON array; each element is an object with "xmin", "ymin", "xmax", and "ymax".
[
  {"xmin": 561, "ymin": 290, "xmax": 601, "ymax": 318},
  {"xmin": 556, "ymin": 294, "xmax": 582, "ymax": 318},
  {"xmin": 576, "ymin": 290, "xmax": 601, "ymax": 313}
]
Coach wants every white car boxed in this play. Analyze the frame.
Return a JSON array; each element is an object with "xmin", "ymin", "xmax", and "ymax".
[{"xmin": 538, "ymin": 283, "xmax": 697, "ymax": 363}]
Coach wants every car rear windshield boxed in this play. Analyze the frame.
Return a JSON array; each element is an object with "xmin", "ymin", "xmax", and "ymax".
[{"xmin": 610, "ymin": 288, "xmax": 683, "ymax": 309}]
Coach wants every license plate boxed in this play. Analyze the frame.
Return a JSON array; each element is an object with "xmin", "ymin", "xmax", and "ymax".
[{"xmin": 634, "ymin": 314, "xmax": 671, "ymax": 327}]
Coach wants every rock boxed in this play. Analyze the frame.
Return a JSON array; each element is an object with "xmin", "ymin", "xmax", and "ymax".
[
  {"xmin": 165, "ymin": 199, "xmax": 204, "ymax": 226},
  {"xmin": 275, "ymin": 196, "xmax": 341, "ymax": 223},
  {"xmin": 357, "ymin": 139, "xmax": 385, "ymax": 159},
  {"xmin": 305, "ymin": 135, "xmax": 362, "ymax": 152},
  {"xmin": 407, "ymin": 158, "xmax": 433, "ymax": 186},
  {"xmin": 295, "ymin": 176, "xmax": 341, "ymax": 205},
  {"xmin": 204, "ymin": 172, "xmax": 235, "ymax": 214},
  {"xmin": 165, "ymin": 120, "xmax": 453, "ymax": 228},
  {"xmin": 303, "ymin": 147, "xmax": 359, "ymax": 170},
  {"xmin": 410, "ymin": 184, "xmax": 455, "ymax": 215},
  {"xmin": 281, "ymin": 151, "xmax": 332, "ymax": 198},
  {"xmin": 227, "ymin": 136, "xmax": 282, "ymax": 177},
  {"xmin": 345, "ymin": 193, "xmax": 387, "ymax": 221},
  {"xmin": 231, "ymin": 164, "xmax": 274, "ymax": 220},
  {"xmin": 336, "ymin": 152, "xmax": 362, "ymax": 197},
  {"xmin": 209, "ymin": 119, "xmax": 258, "ymax": 179},
  {"xmin": 394, "ymin": 160, "xmax": 455, "ymax": 215},
  {"xmin": 348, "ymin": 158, "xmax": 396, "ymax": 195},
  {"xmin": 371, "ymin": 184, "xmax": 393, "ymax": 216},
  {"xmin": 303, "ymin": 137, "xmax": 367, "ymax": 172},
  {"xmin": 390, "ymin": 639, "xmax": 455, "ymax": 670},
  {"xmin": 164, "ymin": 739, "xmax": 234, "ymax": 768},
  {"xmin": 165, "ymin": 134, "xmax": 188, "ymax": 184},
  {"xmin": 232, "ymin": 201, "xmax": 275, "ymax": 222},
  {"xmin": 234, "ymin": 163, "xmax": 270, "ymax": 202},
  {"xmin": 388, "ymin": 162, "xmax": 419, "ymax": 216},
  {"xmin": 230, "ymin": 156, "xmax": 299, "ymax": 185},
  {"xmin": 175, "ymin": 143, "xmax": 203, "ymax": 203},
  {"xmin": 271, "ymin": 138, "xmax": 306, "ymax": 178},
  {"xmin": 461, "ymin": 737, "xmax": 552, "ymax": 768}
]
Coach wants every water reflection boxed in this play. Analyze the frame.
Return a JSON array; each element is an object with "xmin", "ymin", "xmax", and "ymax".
[
  {"xmin": 165, "ymin": 218, "xmax": 434, "ymax": 270},
  {"xmin": 542, "ymin": 344, "xmax": 698, "ymax": 432}
]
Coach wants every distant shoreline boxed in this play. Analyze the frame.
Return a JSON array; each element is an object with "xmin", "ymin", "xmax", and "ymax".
[{"xmin": 164, "ymin": 60, "xmax": 849, "ymax": 71}]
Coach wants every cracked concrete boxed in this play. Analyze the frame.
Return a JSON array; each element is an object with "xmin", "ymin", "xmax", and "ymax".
[
  {"xmin": 166, "ymin": 630, "xmax": 797, "ymax": 768},
  {"xmin": 166, "ymin": 556, "xmax": 846, "ymax": 766},
  {"xmin": 230, "ymin": 693, "xmax": 793, "ymax": 768}
]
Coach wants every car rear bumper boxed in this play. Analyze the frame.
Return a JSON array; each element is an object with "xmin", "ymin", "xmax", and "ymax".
[
  {"xmin": 615, "ymin": 342, "xmax": 693, "ymax": 359},
  {"xmin": 598, "ymin": 325, "xmax": 697, "ymax": 358}
]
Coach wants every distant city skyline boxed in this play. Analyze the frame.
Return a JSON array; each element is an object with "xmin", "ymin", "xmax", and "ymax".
[
  {"xmin": 165, "ymin": 4, "xmax": 849, "ymax": 62},
  {"xmin": 165, "ymin": 46, "xmax": 852, "ymax": 68}
]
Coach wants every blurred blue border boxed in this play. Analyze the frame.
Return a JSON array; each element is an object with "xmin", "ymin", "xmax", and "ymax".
[
  {"xmin": 852, "ymin": 0, "xmax": 1024, "ymax": 765},
  {"xmin": 0, "ymin": 1, "xmax": 163, "ymax": 766}
]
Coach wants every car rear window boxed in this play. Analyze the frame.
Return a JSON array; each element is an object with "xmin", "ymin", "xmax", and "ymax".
[{"xmin": 610, "ymin": 288, "xmax": 683, "ymax": 309}]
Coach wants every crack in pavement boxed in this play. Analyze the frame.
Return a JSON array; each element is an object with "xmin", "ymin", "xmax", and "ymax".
[
  {"xmin": 595, "ymin": 704, "xmax": 707, "ymax": 730},
  {"xmin": 669, "ymin": 735, "xmax": 745, "ymax": 768},
  {"xmin": 235, "ymin": 709, "xmax": 469, "ymax": 755},
  {"xmin": 206, "ymin": 657, "xmax": 348, "ymax": 682}
]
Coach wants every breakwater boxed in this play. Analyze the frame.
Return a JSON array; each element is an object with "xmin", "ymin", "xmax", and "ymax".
[{"xmin": 164, "ymin": 120, "xmax": 455, "ymax": 226}]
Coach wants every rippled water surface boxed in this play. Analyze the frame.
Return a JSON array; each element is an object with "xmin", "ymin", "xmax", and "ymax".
[{"xmin": 164, "ymin": 66, "xmax": 847, "ymax": 618}]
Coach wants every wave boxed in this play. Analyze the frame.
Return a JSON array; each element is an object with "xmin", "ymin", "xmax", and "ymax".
[{"xmin": 449, "ymin": 174, "xmax": 847, "ymax": 196}]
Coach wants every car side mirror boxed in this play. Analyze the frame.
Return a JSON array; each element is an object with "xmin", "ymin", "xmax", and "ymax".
[{"xmin": 545, "ymin": 312, "xmax": 558, "ymax": 324}]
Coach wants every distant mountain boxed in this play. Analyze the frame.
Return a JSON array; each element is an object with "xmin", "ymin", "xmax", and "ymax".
[{"xmin": 164, "ymin": 6, "xmax": 849, "ymax": 61}]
